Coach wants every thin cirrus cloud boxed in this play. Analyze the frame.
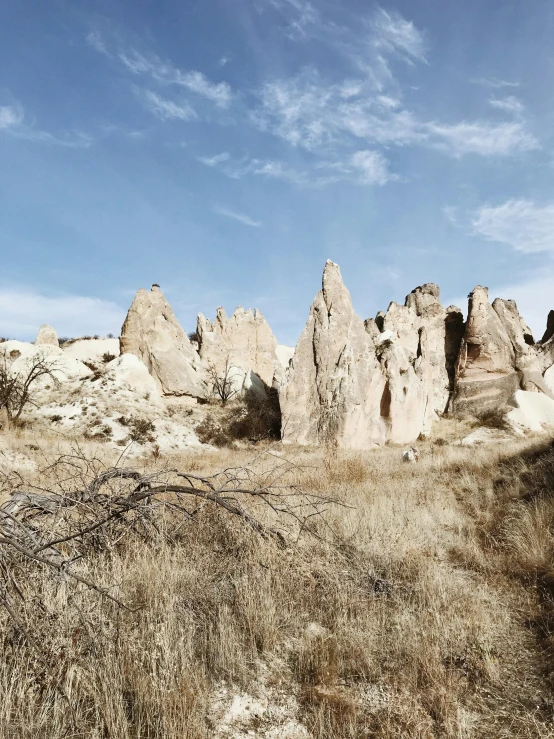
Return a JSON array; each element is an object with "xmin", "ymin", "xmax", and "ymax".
[
  {"xmin": 370, "ymin": 7, "xmax": 428, "ymax": 64},
  {"xmin": 214, "ymin": 206, "xmax": 262, "ymax": 228},
  {"xmin": 85, "ymin": 5, "xmax": 540, "ymax": 194},
  {"xmin": 471, "ymin": 199, "xmax": 554, "ymax": 254},
  {"xmin": 0, "ymin": 101, "xmax": 93, "ymax": 147},
  {"xmin": 118, "ymin": 48, "xmax": 232, "ymax": 108},
  {"xmin": 0, "ymin": 289, "xmax": 126, "ymax": 341},
  {"xmin": 140, "ymin": 89, "xmax": 198, "ymax": 122},
  {"xmin": 489, "ymin": 96, "xmax": 525, "ymax": 115}
]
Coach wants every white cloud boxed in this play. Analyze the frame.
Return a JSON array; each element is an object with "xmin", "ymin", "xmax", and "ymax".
[
  {"xmin": 119, "ymin": 50, "xmax": 232, "ymax": 107},
  {"xmin": 214, "ymin": 206, "xmax": 262, "ymax": 227},
  {"xmin": 0, "ymin": 290, "xmax": 126, "ymax": 341},
  {"xmin": 265, "ymin": 0, "xmax": 319, "ymax": 38},
  {"xmin": 349, "ymin": 150, "xmax": 391, "ymax": 185},
  {"xmin": 0, "ymin": 102, "xmax": 93, "ymax": 147},
  {"xmin": 371, "ymin": 7, "xmax": 427, "ymax": 64},
  {"xmin": 0, "ymin": 104, "xmax": 24, "ymax": 130},
  {"xmin": 426, "ymin": 120, "xmax": 538, "ymax": 157},
  {"xmin": 489, "ymin": 96, "xmax": 524, "ymax": 115},
  {"xmin": 141, "ymin": 90, "xmax": 197, "ymax": 121},
  {"xmin": 471, "ymin": 77, "xmax": 521, "ymax": 89},
  {"xmin": 86, "ymin": 30, "xmax": 109, "ymax": 56},
  {"xmin": 197, "ymin": 152, "xmax": 231, "ymax": 166},
  {"xmin": 472, "ymin": 199, "xmax": 554, "ymax": 254}
]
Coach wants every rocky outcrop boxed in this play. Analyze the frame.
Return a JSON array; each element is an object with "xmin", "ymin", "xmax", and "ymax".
[
  {"xmin": 196, "ymin": 306, "xmax": 279, "ymax": 387},
  {"xmin": 452, "ymin": 288, "xmax": 553, "ymax": 413},
  {"xmin": 35, "ymin": 324, "xmax": 59, "ymax": 347},
  {"xmin": 280, "ymin": 261, "xmax": 428, "ymax": 448},
  {"xmin": 120, "ymin": 285, "xmax": 204, "ymax": 398},
  {"xmin": 453, "ymin": 287, "xmax": 520, "ymax": 413},
  {"xmin": 280, "ymin": 261, "xmax": 386, "ymax": 448},
  {"xmin": 379, "ymin": 284, "xmax": 464, "ymax": 418},
  {"xmin": 492, "ymin": 299, "xmax": 552, "ymax": 395}
]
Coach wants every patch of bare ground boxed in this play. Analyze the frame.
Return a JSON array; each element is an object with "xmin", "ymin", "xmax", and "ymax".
[{"xmin": 0, "ymin": 421, "xmax": 554, "ymax": 737}]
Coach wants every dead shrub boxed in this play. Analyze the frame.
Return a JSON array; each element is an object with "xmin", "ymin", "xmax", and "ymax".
[{"xmin": 226, "ymin": 388, "xmax": 281, "ymax": 442}]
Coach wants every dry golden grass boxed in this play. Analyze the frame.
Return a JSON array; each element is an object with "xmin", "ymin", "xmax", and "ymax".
[{"xmin": 1, "ymin": 423, "xmax": 554, "ymax": 737}]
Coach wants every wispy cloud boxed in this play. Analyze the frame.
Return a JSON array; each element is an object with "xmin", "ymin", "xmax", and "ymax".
[
  {"xmin": 0, "ymin": 289, "xmax": 125, "ymax": 340},
  {"xmin": 471, "ymin": 77, "xmax": 521, "ymax": 89},
  {"xmin": 489, "ymin": 95, "xmax": 524, "ymax": 115},
  {"xmin": 252, "ymin": 69, "xmax": 537, "ymax": 159},
  {"xmin": 472, "ymin": 199, "xmax": 554, "ymax": 254},
  {"xmin": 214, "ymin": 205, "xmax": 262, "ymax": 227},
  {"xmin": 0, "ymin": 104, "xmax": 24, "ymax": 130},
  {"xmin": 426, "ymin": 120, "xmax": 538, "ymax": 157},
  {"xmin": 141, "ymin": 89, "xmax": 197, "ymax": 121},
  {"xmin": 197, "ymin": 152, "xmax": 230, "ymax": 166},
  {"xmin": 349, "ymin": 149, "xmax": 392, "ymax": 185},
  {"xmin": 117, "ymin": 48, "xmax": 232, "ymax": 107},
  {"xmin": 86, "ymin": 29, "xmax": 110, "ymax": 56},
  {"xmin": 371, "ymin": 7, "xmax": 427, "ymax": 64},
  {"xmin": 265, "ymin": 0, "xmax": 319, "ymax": 39},
  {"xmin": 0, "ymin": 101, "xmax": 93, "ymax": 147}
]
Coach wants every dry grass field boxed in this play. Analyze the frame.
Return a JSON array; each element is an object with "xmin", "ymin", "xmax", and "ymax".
[{"xmin": 1, "ymin": 421, "xmax": 554, "ymax": 738}]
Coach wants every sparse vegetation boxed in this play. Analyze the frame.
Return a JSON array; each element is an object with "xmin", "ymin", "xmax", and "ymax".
[
  {"xmin": 1, "ymin": 421, "xmax": 554, "ymax": 736},
  {"xmin": 102, "ymin": 351, "xmax": 117, "ymax": 363},
  {"xmin": 203, "ymin": 356, "xmax": 240, "ymax": 406},
  {"xmin": 117, "ymin": 414, "xmax": 156, "ymax": 443},
  {"xmin": 0, "ymin": 353, "xmax": 61, "ymax": 426}
]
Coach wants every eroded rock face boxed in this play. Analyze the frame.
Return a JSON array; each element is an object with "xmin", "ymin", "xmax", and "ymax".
[
  {"xmin": 492, "ymin": 299, "xmax": 552, "ymax": 395},
  {"xmin": 120, "ymin": 285, "xmax": 204, "ymax": 397},
  {"xmin": 453, "ymin": 287, "xmax": 519, "ymax": 413},
  {"xmin": 380, "ymin": 284, "xmax": 464, "ymax": 417},
  {"xmin": 35, "ymin": 324, "xmax": 59, "ymax": 347},
  {"xmin": 196, "ymin": 306, "xmax": 279, "ymax": 387},
  {"xmin": 280, "ymin": 261, "xmax": 387, "ymax": 448}
]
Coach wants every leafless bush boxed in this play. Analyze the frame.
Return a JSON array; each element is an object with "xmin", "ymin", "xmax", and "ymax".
[
  {"xmin": 203, "ymin": 356, "xmax": 239, "ymax": 405},
  {"xmin": 0, "ymin": 354, "xmax": 62, "ymax": 426},
  {"xmin": 226, "ymin": 388, "xmax": 281, "ymax": 442},
  {"xmin": 0, "ymin": 450, "xmax": 338, "ymax": 673},
  {"xmin": 102, "ymin": 352, "xmax": 116, "ymax": 363}
]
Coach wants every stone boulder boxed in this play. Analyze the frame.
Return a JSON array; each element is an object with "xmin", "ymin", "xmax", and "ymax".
[
  {"xmin": 196, "ymin": 306, "xmax": 279, "ymax": 387},
  {"xmin": 35, "ymin": 324, "xmax": 59, "ymax": 347},
  {"xmin": 280, "ymin": 261, "xmax": 387, "ymax": 448},
  {"xmin": 120, "ymin": 285, "xmax": 204, "ymax": 398}
]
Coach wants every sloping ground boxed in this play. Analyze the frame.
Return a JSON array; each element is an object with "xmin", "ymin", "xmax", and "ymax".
[{"xmin": 1, "ymin": 428, "xmax": 554, "ymax": 737}]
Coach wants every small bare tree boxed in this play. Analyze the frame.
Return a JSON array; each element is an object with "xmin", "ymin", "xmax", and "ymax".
[
  {"xmin": 204, "ymin": 355, "xmax": 240, "ymax": 405},
  {"xmin": 0, "ymin": 353, "xmax": 61, "ymax": 426}
]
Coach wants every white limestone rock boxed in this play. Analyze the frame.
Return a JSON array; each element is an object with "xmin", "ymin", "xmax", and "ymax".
[
  {"xmin": 197, "ymin": 306, "xmax": 280, "ymax": 387},
  {"xmin": 506, "ymin": 390, "xmax": 554, "ymax": 433},
  {"xmin": 120, "ymin": 285, "xmax": 204, "ymax": 398},
  {"xmin": 63, "ymin": 338, "xmax": 120, "ymax": 365},
  {"xmin": 35, "ymin": 324, "xmax": 59, "ymax": 347}
]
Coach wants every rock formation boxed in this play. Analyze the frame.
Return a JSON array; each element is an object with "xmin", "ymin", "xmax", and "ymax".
[
  {"xmin": 120, "ymin": 285, "xmax": 204, "ymax": 398},
  {"xmin": 377, "ymin": 284, "xmax": 465, "ymax": 421},
  {"xmin": 196, "ymin": 306, "xmax": 280, "ymax": 387},
  {"xmin": 452, "ymin": 287, "xmax": 519, "ymax": 414},
  {"xmin": 280, "ymin": 261, "xmax": 387, "ymax": 448},
  {"xmin": 35, "ymin": 324, "xmax": 59, "ymax": 347},
  {"xmin": 452, "ymin": 288, "xmax": 553, "ymax": 414}
]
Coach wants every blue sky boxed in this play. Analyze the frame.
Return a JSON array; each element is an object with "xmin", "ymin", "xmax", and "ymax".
[{"xmin": 2, "ymin": 0, "xmax": 554, "ymax": 344}]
